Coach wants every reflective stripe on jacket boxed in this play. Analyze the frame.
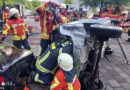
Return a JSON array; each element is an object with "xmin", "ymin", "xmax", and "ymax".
[
  {"xmin": 36, "ymin": 4, "xmax": 55, "ymax": 40},
  {"xmin": 35, "ymin": 41, "xmax": 73, "ymax": 84},
  {"xmin": 50, "ymin": 68, "xmax": 80, "ymax": 90},
  {"xmin": 59, "ymin": 12, "xmax": 68, "ymax": 24},
  {"xmin": 2, "ymin": 11, "xmax": 9, "ymax": 22},
  {"xmin": 36, "ymin": 41, "xmax": 72, "ymax": 74},
  {"xmin": 2, "ymin": 18, "xmax": 28, "ymax": 40}
]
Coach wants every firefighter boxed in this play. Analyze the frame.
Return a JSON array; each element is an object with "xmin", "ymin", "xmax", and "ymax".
[
  {"xmin": 67, "ymin": 9, "xmax": 71, "ymax": 20},
  {"xmin": 2, "ymin": 7, "xmax": 10, "ymax": 23},
  {"xmin": 69, "ymin": 9, "xmax": 80, "ymax": 22},
  {"xmin": 50, "ymin": 53, "xmax": 80, "ymax": 90},
  {"xmin": 36, "ymin": 1, "xmax": 62, "ymax": 55},
  {"xmin": 121, "ymin": 11, "xmax": 129, "ymax": 24},
  {"xmin": 127, "ymin": 27, "xmax": 130, "ymax": 42},
  {"xmin": 59, "ymin": 4, "xmax": 68, "ymax": 23},
  {"xmin": 0, "ymin": 8, "xmax": 31, "ymax": 50},
  {"xmin": 121, "ymin": 11, "xmax": 130, "ymax": 42},
  {"xmin": 59, "ymin": 4, "xmax": 67, "ymax": 18},
  {"xmin": 28, "ymin": 36, "xmax": 73, "ymax": 86}
]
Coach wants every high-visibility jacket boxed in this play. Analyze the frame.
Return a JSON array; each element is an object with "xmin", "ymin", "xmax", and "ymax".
[
  {"xmin": 50, "ymin": 68, "xmax": 80, "ymax": 90},
  {"xmin": 59, "ymin": 12, "xmax": 68, "ymax": 24},
  {"xmin": 36, "ymin": 4, "xmax": 55, "ymax": 40},
  {"xmin": 59, "ymin": 10, "xmax": 67, "ymax": 18},
  {"xmin": 2, "ymin": 18, "xmax": 28, "ymax": 41},
  {"xmin": 2, "ymin": 10, "xmax": 9, "ymax": 22},
  {"xmin": 69, "ymin": 14, "xmax": 80, "ymax": 22},
  {"xmin": 52, "ymin": 12, "xmax": 67, "ymax": 30},
  {"xmin": 34, "ymin": 41, "xmax": 73, "ymax": 84}
]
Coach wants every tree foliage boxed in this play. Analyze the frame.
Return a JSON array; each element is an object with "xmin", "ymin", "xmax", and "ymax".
[
  {"xmin": 64, "ymin": 0, "xmax": 73, "ymax": 4},
  {"xmin": 0, "ymin": 0, "xmax": 42, "ymax": 10},
  {"xmin": 81, "ymin": 0, "xmax": 130, "ymax": 8}
]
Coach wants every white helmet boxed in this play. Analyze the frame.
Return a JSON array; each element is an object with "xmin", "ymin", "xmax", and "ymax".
[
  {"xmin": 9, "ymin": 8, "xmax": 19, "ymax": 17},
  {"xmin": 5, "ymin": 7, "xmax": 9, "ymax": 10},
  {"xmin": 58, "ymin": 53, "xmax": 73, "ymax": 71},
  {"xmin": 60, "ymin": 4, "xmax": 66, "ymax": 9},
  {"xmin": 122, "ymin": 11, "xmax": 128, "ymax": 15}
]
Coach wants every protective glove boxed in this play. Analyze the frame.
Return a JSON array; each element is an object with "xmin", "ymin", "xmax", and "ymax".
[{"xmin": 49, "ymin": 5, "xmax": 62, "ymax": 24}]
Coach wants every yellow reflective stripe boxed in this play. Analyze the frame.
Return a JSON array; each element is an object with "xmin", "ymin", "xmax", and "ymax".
[
  {"xmin": 2, "ymin": 31, "xmax": 7, "ymax": 34},
  {"xmin": 68, "ymin": 83, "xmax": 74, "ymax": 90},
  {"xmin": 39, "ymin": 51, "xmax": 50, "ymax": 64},
  {"xmin": 41, "ymin": 33, "xmax": 50, "ymax": 39},
  {"xmin": 59, "ymin": 48, "xmax": 63, "ymax": 55},
  {"xmin": 37, "ymin": 50, "xmax": 42, "ymax": 58},
  {"xmin": 23, "ymin": 22, "xmax": 28, "ymax": 32},
  {"xmin": 34, "ymin": 73, "xmax": 44, "ymax": 84},
  {"xmin": 53, "ymin": 65, "xmax": 58, "ymax": 73},
  {"xmin": 36, "ymin": 61, "xmax": 54, "ymax": 74},
  {"xmin": 12, "ymin": 35, "xmax": 26, "ymax": 40},
  {"xmin": 67, "ymin": 75, "xmax": 77, "ymax": 90},
  {"xmin": 36, "ymin": 51, "xmax": 55, "ymax": 74},
  {"xmin": 3, "ymin": 30, "xmax": 8, "ymax": 35},
  {"xmin": 6, "ymin": 14, "xmax": 7, "ymax": 19},
  {"xmin": 51, "ymin": 42, "xmax": 56, "ymax": 49},
  {"xmin": 128, "ymin": 36, "xmax": 130, "ymax": 38},
  {"xmin": 41, "ymin": 8, "xmax": 49, "ymax": 39},
  {"xmin": 13, "ymin": 26, "xmax": 17, "ymax": 35},
  {"xmin": 12, "ymin": 35, "xmax": 20, "ymax": 40},
  {"xmin": 2, "ymin": 23, "xmax": 10, "ymax": 35},
  {"xmin": 50, "ymin": 77, "xmax": 60, "ymax": 89},
  {"xmin": 44, "ymin": 9, "xmax": 47, "ymax": 33},
  {"xmin": 36, "ymin": 50, "xmax": 58, "ymax": 74},
  {"xmin": 40, "ymin": 4, "xmax": 45, "ymax": 11}
]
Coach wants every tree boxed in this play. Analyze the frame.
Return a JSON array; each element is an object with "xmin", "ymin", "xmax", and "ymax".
[
  {"xmin": 81, "ymin": 0, "xmax": 130, "ymax": 8},
  {"xmin": 0, "ymin": 0, "xmax": 42, "ymax": 10},
  {"xmin": 64, "ymin": 0, "xmax": 73, "ymax": 4},
  {"xmin": 32, "ymin": 0, "xmax": 41, "ymax": 9}
]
